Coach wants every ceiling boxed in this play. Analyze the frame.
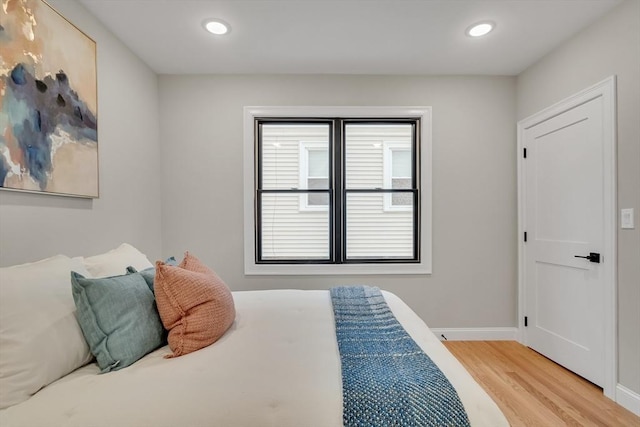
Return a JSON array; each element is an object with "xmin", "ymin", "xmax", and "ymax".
[{"xmin": 79, "ymin": 0, "xmax": 622, "ymax": 76}]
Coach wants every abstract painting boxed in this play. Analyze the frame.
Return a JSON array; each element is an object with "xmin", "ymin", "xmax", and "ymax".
[{"xmin": 0, "ymin": 0, "xmax": 98, "ymax": 198}]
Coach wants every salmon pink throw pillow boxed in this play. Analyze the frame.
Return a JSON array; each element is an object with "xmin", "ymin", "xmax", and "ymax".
[{"xmin": 154, "ymin": 252, "xmax": 235, "ymax": 357}]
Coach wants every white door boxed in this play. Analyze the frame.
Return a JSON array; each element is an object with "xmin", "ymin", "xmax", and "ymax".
[{"xmin": 520, "ymin": 79, "xmax": 616, "ymax": 389}]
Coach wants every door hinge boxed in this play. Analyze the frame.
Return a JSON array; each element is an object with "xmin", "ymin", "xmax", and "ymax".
[
  {"xmin": 524, "ymin": 316, "xmax": 528, "ymax": 327},
  {"xmin": 524, "ymin": 231, "xmax": 528, "ymax": 242},
  {"xmin": 523, "ymin": 148, "xmax": 527, "ymax": 158}
]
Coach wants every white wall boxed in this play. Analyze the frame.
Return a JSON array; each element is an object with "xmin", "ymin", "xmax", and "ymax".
[
  {"xmin": 159, "ymin": 74, "xmax": 517, "ymax": 329},
  {"xmin": 0, "ymin": 0, "xmax": 163, "ymax": 265},
  {"xmin": 517, "ymin": 0, "xmax": 640, "ymax": 394}
]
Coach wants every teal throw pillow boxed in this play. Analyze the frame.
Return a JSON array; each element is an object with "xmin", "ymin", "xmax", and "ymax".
[
  {"xmin": 127, "ymin": 256, "xmax": 177, "ymax": 293},
  {"xmin": 71, "ymin": 271, "xmax": 165, "ymax": 372}
]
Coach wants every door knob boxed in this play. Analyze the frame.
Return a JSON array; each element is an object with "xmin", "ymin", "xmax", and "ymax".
[{"xmin": 574, "ymin": 252, "xmax": 600, "ymax": 263}]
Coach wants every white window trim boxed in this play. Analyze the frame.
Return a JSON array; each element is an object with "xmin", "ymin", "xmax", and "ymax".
[
  {"xmin": 298, "ymin": 141, "xmax": 329, "ymax": 212},
  {"xmin": 383, "ymin": 141, "xmax": 412, "ymax": 212},
  {"xmin": 243, "ymin": 106, "xmax": 432, "ymax": 276}
]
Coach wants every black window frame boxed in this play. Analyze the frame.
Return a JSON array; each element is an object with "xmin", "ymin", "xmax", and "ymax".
[{"xmin": 255, "ymin": 117, "xmax": 420, "ymax": 265}]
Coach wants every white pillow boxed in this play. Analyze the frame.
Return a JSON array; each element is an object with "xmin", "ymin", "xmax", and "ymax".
[
  {"xmin": 0, "ymin": 255, "xmax": 94, "ymax": 409},
  {"xmin": 82, "ymin": 243, "xmax": 153, "ymax": 278}
]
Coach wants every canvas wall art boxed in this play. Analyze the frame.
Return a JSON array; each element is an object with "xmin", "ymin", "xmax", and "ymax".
[{"xmin": 0, "ymin": 0, "xmax": 98, "ymax": 198}]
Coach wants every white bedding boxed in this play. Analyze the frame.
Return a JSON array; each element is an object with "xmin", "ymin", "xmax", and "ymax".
[{"xmin": 0, "ymin": 290, "xmax": 508, "ymax": 427}]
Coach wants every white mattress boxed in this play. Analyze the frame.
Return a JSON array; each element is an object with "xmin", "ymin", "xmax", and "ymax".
[{"xmin": 0, "ymin": 290, "xmax": 508, "ymax": 427}]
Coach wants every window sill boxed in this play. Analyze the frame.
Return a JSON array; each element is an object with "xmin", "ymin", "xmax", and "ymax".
[{"xmin": 244, "ymin": 262, "xmax": 432, "ymax": 276}]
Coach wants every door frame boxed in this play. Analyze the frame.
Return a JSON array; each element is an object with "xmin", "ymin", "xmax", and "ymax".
[{"xmin": 517, "ymin": 76, "xmax": 617, "ymax": 399}]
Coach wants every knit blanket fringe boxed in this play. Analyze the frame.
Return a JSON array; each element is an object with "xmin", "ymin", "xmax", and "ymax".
[{"xmin": 330, "ymin": 286, "xmax": 471, "ymax": 427}]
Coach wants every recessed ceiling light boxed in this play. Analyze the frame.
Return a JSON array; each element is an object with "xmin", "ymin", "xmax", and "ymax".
[
  {"xmin": 203, "ymin": 19, "xmax": 230, "ymax": 35},
  {"xmin": 466, "ymin": 21, "xmax": 495, "ymax": 37}
]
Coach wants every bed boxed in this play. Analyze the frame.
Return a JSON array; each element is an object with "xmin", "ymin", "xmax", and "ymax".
[{"xmin": 0, "ymin": 245, "xmax": 508, "ymax": 427}]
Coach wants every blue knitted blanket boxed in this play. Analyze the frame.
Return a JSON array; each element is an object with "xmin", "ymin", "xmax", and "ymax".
[{"xmin": 330, "ymin": 286, "xmax": 471, "ymax": 427}]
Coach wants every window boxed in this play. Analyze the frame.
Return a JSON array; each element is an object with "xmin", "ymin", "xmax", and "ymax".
[
  {"xmin": 343, "ymin": 123, "xmax": 416, "ymax": 260},
  {"xmin": 299, "ymin": 142, "xmax": 329, "ymax": 210},
  {"xmin": 384, "ymin": 142, "xmax": 413, "ymax": 211},
  {"xmin": 244, "ymin": 107, "xmax": 432, "ymax": 275}
]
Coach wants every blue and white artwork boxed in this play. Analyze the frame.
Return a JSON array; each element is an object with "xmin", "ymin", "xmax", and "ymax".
[{"xmin": 0, "ymin": 0, "xmax": 98, "ymax": 198}]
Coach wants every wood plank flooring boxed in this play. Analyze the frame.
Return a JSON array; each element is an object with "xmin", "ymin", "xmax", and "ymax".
[{"xmin": 443, "ymin": 341, "xmax": 640, "ymax": 427}]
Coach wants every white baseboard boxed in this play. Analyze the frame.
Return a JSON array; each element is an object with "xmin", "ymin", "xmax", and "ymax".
[
  {"xmin": 616, "ymin": 384, "xmax": 640, "ymax": 416},
  {"xmin": 430, "ymin": 327, "xmax": 518, "ymax": 341}
]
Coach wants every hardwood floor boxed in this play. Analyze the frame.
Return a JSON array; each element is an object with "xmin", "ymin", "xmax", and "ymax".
[{"xmin": 443, "ymin": 341, "xmax": 640, "ymax": 427}]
